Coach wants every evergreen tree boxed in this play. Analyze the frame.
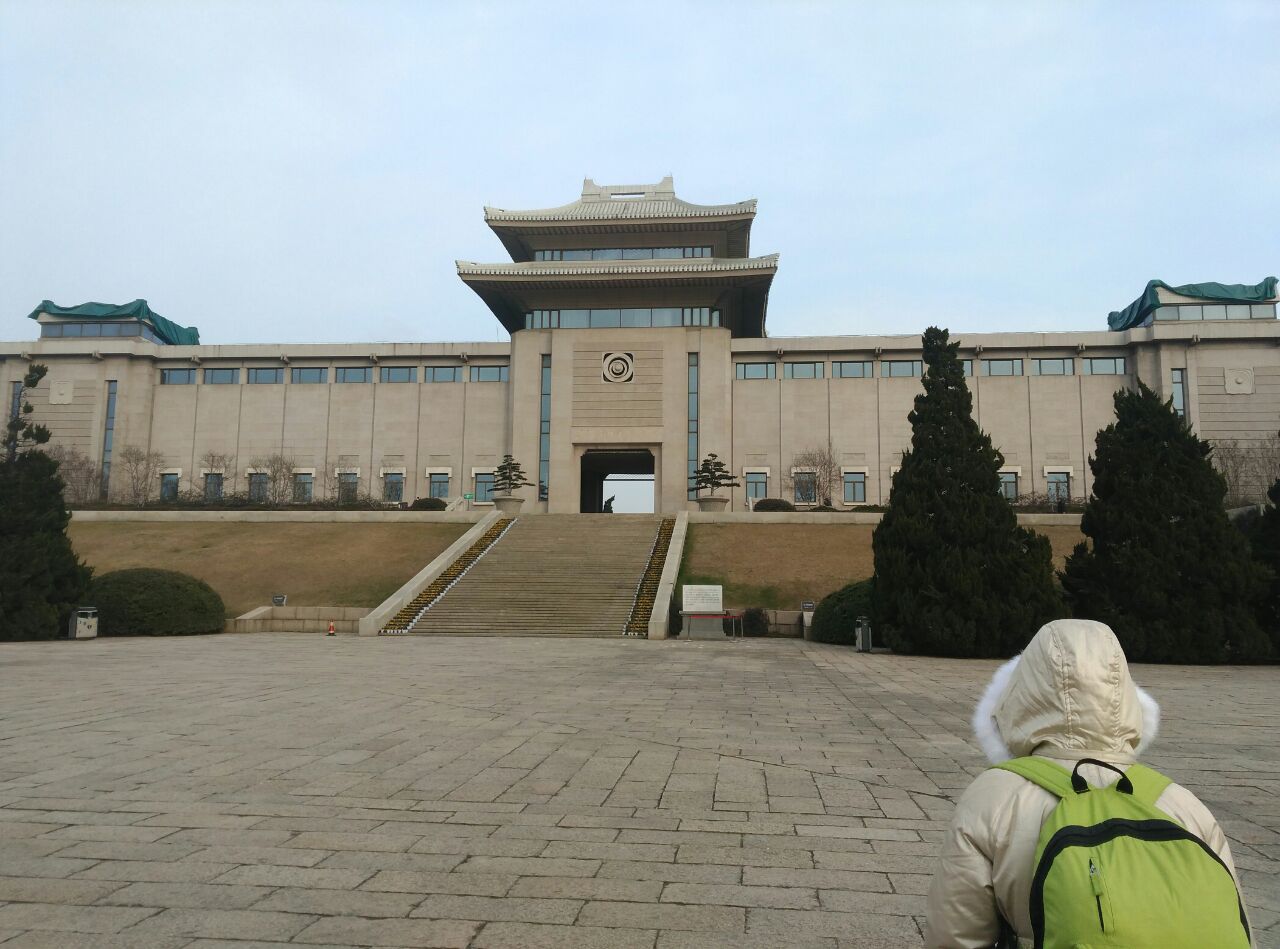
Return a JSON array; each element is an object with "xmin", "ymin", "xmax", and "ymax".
[
  {"xmin": 1061, "ymin": 384, "xmax": 1269, "ymax": 663},
  {"xmin": 0, "ymin": 365, "xmax": 92, "ymax": 640},
  {"xmin": 1249, "ymin": 478, "xmax": 1280, "ymax": 655},
  {"xmin": 872, "ymin": 327, "xmax": 1063, "ymax": 657}
]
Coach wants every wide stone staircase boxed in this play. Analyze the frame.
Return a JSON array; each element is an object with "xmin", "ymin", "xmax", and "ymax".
[{"xmin": 404, "ymin": 514, "xmax": 670, "ymax": 636}]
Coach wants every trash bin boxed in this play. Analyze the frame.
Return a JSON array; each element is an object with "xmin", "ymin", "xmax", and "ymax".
[
  {"xmin": 855, "ymin": 615, "xmax": 872, "ymax": 653},
  {"xmin": 68, "ymin": 607, "xmax": 98, "ymax": 640},
  {"xmin": 271, "ymin": 594, "xmax": 287, "ymax": 607}
]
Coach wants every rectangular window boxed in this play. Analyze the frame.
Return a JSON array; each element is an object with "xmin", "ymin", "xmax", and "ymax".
[
  {"xmin": 982, "ymin": 359, "xmax": 1024, "ymax": 377},
  {"xmin": 291, "ymin": 367, "xmax": 328, "ymax": 384},
  {"xmin": 1081, "ymin": 357, "xmax": 1126, "ymax": 375},
  {"xmin": 247, "ymin": 368, "xmax": 283, "ymax": 384},
  {"xmin": 735, "ymin": 362, "xmax": 776, "ymax": 380},
  {"xmin": 999, "ymin": 471, "xmax": 1019, "ymax": 501},
  {"xmin": 99, "ymin": 380, "xmax": 117, "ymax": 499},
  {"xmin": 383, "ymin": 472, "xmax": 404, "ymax": 502},
  {"xmin": 1171, "ymin": 368, "xmax": 1187, "ymax": 417},
  {"xmin": 881, "ymin": 360, "xmax": 923, "ymax": 377},
  {"xmin": 1046, "ymin": 472, "xmax": 1070, "ymax": 503},
  {"xmin": 203, "ymin": 472, "xmax": 223, "ymax": 501},
  {"xmin": 379, "ymin": 366, "xmax": 417, "ymax": 383},
  {"xmin": 1252, "ymin": 304, "xmax": 1276, "ymax": 319},
  {"xmin": 745, "ymin": 472, "xmax": 767, "ymax": 502},
  {"xmin": 203, "ymin": 368, "xmax": 239, "ymax": 385},
  {"xmin": 292, "ymin": 472, "xmax": 314, "ymax": 502},
  {"xmin": 538, "ymin": 354, "xmax": 551, "ymax": 501},
  {"xmin": 961, "ymin": 359, "xmax": 973, "ymax": 377},
  {"xmin": 429, "ymin": 472, "xmax": 450, "ymax": 499},
  {"xmin": 469, "ymin": 366, "xmax": 509, "ymax": 382},
  {"xmin": 159, "ymin": 472, "xmax": 179, "ymax": 501},
  {"xmin": 160, "ymin": 368, "xmax": 196, "ymax": 385},
  {"xmin": 474, "ymin": 472, "xmax": 495, "ymax": 502},
  {"xmin": 1031, "ymin": 358, "xmax": 1073, "ymax": 376},
  {"xmin": 793, "ymin": 471, "xmax": 817, "ymax": 505},
  {"xmin": 338, "ymin": 472, "xmax": 359, "ymax": 503},
  {"xmin": 688, "ymin": 353, "xmax": 699, "ymax": 500},
  {"xmin": 842, "ymin": 471, "xmax": 866, "ymax": 504},
  {"xmin": 833, "ymin": 361, "xmax": 873, "ymax": 378},
  {"xmin": 248, "ymin": 472, "xmax": 269, "ymax": 502},
  {"xmin": 424, "ymin": 366, "xmax": 460, "ymax": 383},
  {"xmin": 784, "ymin": 362, "xmax": 824, "ymax": 379},
  {"xmin": 335, "ymin": 367, "xmax": 370, "ymax": 384}
]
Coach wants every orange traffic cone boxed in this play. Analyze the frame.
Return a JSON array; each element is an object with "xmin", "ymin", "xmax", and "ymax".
[{"xmin": 327, "ymin": 620, "xmax": 335, "ymax": 636}]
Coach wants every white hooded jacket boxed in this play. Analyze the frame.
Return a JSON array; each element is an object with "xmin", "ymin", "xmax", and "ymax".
[{"xmin": 924, "ymin": 619, "xmax": 1244, "ymax": 948}]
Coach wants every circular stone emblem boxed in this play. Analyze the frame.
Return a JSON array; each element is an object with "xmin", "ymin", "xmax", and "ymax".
[{"xmin": 602, "ymin": 352, "xmax": 635, "ymax": 383}]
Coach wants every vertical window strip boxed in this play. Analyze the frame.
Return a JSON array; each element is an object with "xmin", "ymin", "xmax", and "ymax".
[
  {"xmin": 1171, "ymin": 368, "xmax": 1187, "ymax": 417},
  {"xmin": 688, "ymin": 353, "xmax": 699, "ymax": 500},
  {"xmin": 538, "ymin": 354, "xmax": 551, "ymax": 500},
  {"xmin": 100, "ymin": 381, "xmax": 118, "ymax": 499}
]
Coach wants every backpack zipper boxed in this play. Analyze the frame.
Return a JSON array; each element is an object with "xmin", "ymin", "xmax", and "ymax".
[{"xmin": 1089, "ymin": 858, "xmax": 1107, "ymax": 932}]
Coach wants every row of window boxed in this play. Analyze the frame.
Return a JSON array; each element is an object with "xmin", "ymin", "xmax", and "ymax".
[
  {"xmin": 159, "ymin": 365, "xmax": 507, "ymax": 386},
  {"xmin": 524, "ymin": 307, "xmax": 721, "ymax": 330},
  {"xmin": 40, "ymin": 321, "xmax": 167, "ymax": 344},
  {"xmin": 734, "ymin": 357, "xmax": 1128, "ymax": 380},
  {"xmin": 742, "ymin": 470, "xmax": 1072, "ymax": 506},
  {"xmin": 159, "ymin": 470, "xmax": 486, "ymax": 504},
  {"xmin": 533, "ymin": 246, "xmax": 712, "ymax": 261},
  {"xmin": 1154, "ymin": 303, "xmax": 1275, "ymax": 323}
]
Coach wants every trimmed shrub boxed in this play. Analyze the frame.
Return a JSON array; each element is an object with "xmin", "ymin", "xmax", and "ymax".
[
  {"xmin": 409, "ymin": 496, "xmax": 448, "ymax": 511},
  {"xmin": 812, "ymin": 504, "xmax": 837, "ymax": 512},
  {"xmin": 1249, "ymin": 478, "xmax": 1280, "ymax": 655},
  {"xmin": 89, "ymin": 568, "xmax": 226, "ymax": 636},
  {"xmin": 753, "ymin": 498, "xmax": 795, "ymax": 512},
  {"xmin": 742, "ymin": 607, "xmax": 769, "ymax": 637},
  {"xmin": 810, "ymin": 579, "xmax": 873, "ymax": 645}
]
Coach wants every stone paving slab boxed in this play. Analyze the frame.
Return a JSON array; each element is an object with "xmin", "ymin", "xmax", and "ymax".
[{"xmin": 0, "ymin": 634, "xmax": 1276, "ymax": 947}]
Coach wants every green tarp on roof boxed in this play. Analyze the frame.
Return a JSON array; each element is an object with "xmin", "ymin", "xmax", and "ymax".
[
  {"xmin": 27, "ymin": 299, "xmax": 200, "ymax": 345},
  {"xmin": 1108, "ymin": 277, "xmax": 1278, "ymax": 331}
]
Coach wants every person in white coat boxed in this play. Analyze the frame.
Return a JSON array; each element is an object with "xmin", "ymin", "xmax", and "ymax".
[{"xmin": 924, "ymin": 618, "xmax": 1248, "ymax": 948}]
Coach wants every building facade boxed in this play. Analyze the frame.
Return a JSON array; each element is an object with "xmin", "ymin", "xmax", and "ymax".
[{"xmin": 4, "ymin": 178, "xmax": 1278, "ymax": 512}]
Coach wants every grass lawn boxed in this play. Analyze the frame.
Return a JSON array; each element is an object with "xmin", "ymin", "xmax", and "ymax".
[
  {"xmin": 678, "ymin": 523, "xmax": 1085, "ymax": 610},
  {"xmin": 68, "ymin": 522, "xmax": 469, "ymax": 617}
]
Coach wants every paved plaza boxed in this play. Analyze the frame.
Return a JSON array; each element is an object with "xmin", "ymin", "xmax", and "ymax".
[{"xmin": 0, "ymin": 635, "xmax": 1276, "ymax": 948}]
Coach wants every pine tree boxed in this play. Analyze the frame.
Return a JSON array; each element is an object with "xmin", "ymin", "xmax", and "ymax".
[
  {"xmin": 1249, "ymin": 478, "xmax": 1280, "ymax": 655},
  {"xmin": 872, "ymin": 327, "xmax": 1063, "ymax": 657},
  {"xmin": 492, "ymin": 455, "xmax": 532, "ymax": 495},
  {"xmin": 1061, "ymin": 384, "xmax": 1270, "ymax": 663},
  {"xmin": 0, "ymin": 365, "xmax": 92, "ymax": 640}
]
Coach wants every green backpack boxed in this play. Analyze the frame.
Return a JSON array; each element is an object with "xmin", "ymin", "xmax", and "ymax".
[{"xmin": 994, "ymin": 757, "xmax": 1250, "ymax": 949}]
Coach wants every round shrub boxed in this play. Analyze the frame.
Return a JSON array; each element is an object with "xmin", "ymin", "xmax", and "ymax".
[
  {"xmin": 742, "ymin": 607, "xmax": 769, "ymax": 637},
  {"xmin": 88, "ymin": 568, "xmax": 226, "ymax": 636},
  {"xmin": 810, "ymin": 579, "xmax": 873, "ymax": 645},
  {"xmin": 410, "ymin": 496, "xmax": 447, "ymax": 511},
  {"xmin": 753, "ymin": 498, "xmax": 795, "ymax": 512}
]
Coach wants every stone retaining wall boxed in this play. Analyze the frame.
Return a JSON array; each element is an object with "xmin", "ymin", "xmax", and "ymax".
[{"xmin": 227, "ymin": 605, "xmax": 371, "ymax": 635}]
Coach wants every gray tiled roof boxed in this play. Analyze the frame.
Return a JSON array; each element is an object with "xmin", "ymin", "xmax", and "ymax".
[
  {"xmin": 483, "ymin": 176, "xmax": 756, "ymax": 223},
  {"xmin": 456, "ymin": 255, "xmax": 778, "ymax": 277}
]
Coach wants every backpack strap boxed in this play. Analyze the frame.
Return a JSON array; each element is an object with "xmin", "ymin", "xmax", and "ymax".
[
  {"xmin": 992, "ymin": 757, "xmax": 1075, "ymax": 799},
  {"xmin": 1123, "ymin": 763, "xmax": 1173, "ymax": 807}
]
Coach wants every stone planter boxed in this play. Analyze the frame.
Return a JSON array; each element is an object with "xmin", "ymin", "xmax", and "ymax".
[
  {"xmin": 695, "ymin": 495, "xmax": 730, "ymax": 512},
  {"xmin": 492, "ymin": 494, "xmax": 524, "ymax": 514}
]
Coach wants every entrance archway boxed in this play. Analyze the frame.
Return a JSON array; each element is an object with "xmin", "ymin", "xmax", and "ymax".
[{"xmin": 580, "ymin": 449, "xmax": 655, "ymax": 513}]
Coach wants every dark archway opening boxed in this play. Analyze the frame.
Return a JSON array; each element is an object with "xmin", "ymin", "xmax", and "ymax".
[{"xmin": 580, "ymin": 449, "xmax": 655, "ymax": 513}]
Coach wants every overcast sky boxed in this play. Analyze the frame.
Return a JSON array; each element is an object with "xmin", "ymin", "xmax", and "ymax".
[{"xmin": 2, "ymin": 1, "xmax": 1277, "ymax": 346}]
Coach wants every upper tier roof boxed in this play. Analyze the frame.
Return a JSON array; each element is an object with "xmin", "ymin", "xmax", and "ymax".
[{"xmin": 483, "ymin": 176, "xmax": 756, "ymax": 223}]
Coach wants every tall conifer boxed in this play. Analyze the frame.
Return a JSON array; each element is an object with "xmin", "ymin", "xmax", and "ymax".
[
  {"xmin": 1062, "ymin": 384, "xmax": 1269, "ymax": 662},
  {"xmin": 872, "ymin": 327, "xmax": 1062, "ymax": 657}
]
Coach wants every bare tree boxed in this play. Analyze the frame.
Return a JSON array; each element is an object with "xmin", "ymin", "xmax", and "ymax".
[
  {"xmin": 116, "ymin": 445, "xmax": 164, "ymax": 506},
  {"xmin": 1213, "ymin": 432, "xmax": 1280, "ymax": 506},
  {"xmin": 44, "ymin": 444, "xmax": 102, "ymax": 505},
  {"xmin": 784, "ymin": 445, "xmax": 842, "ymax": 507},
  {"xmin": 198, "ymin": 449, "xmax": 236, "ymax": 499},
  {"xmin": 248, "ymin": 453, "xmax": 296, "ymax": 506}
]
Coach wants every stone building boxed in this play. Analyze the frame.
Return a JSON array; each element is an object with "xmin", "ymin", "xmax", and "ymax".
[{"xmin": 3, "ymin": 178, "xmax": 1278, "ymax": 512}]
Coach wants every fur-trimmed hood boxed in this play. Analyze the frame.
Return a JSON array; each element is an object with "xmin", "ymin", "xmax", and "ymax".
[{"xmin": 972, "ymin": 619, "xmax": 1160, "ymax": 764}]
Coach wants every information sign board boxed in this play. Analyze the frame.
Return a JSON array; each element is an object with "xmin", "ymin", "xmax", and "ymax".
[{"xmin": 682, "ymin": 584, "xmax": 723, "ymax": 613}]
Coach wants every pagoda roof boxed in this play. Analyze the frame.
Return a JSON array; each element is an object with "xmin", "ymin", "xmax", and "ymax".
[
  {"xmin": 483, "ymin": 176, "xmax": 756, "ymax": 224},
  {"xmin": 456, "ymin": 254, "xmax": 778, "ymax": 279}
]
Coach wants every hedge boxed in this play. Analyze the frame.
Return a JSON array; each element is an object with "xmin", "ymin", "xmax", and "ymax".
[
  {"xmin": 753, "ymin": 498, "xmax": 796, "ymax": 512},
  {"xmin": 89, "ymin": 568, "xmax": 226, "ymax": 636},
  {"xmin": 409, "ymin": 496, "xmax": 448, "ymax": 511},
  {"xmin": 810, "ymin": 579, "xmax": 873, "ymax": 645}
]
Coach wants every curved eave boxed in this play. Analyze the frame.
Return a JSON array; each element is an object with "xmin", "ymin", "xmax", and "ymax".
[
  {"xmin": 483, "ymin": 199, "xmax": 756, "ymax": 223},
  {"xmin": 457, "ymin": 255, "xmax": 778, "ymax": 279},
  {"xmin": 485, "ymin": 208, "xmax": 757, "ymax": 260}
]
